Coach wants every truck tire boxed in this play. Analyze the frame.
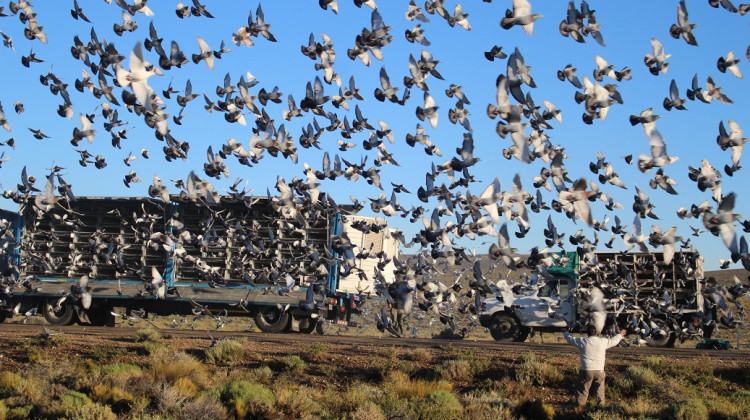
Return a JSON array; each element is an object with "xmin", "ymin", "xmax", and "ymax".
[
  {"xmin": 297, "ymin": 317, "xmax": 316, "ymax": 334},
  {"xmin": 489, "ymin": 313, "xmax": 522, "ymax": 341},
  {"xmin": 42, "ymin": 298, "xmax": 75, "ymax": 326},
  {"xmin": 254, "ymin": 306, "xmax": 290, "ymax": 333},
  {"xmin": 645, "ymin": 318, "xmax": 675, "ymax": 348}
]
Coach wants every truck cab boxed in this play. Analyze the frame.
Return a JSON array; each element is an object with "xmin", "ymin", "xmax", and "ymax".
[{"xmin": 479, "ymin": 275, "xmax": 577, "ymax": 341}]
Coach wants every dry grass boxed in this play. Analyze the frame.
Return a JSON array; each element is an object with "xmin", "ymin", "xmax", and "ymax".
[
  {"xmin": 384, "ymin": 370, "xmax": 453, "ymax": 401},
  {"xmin": 148, "ymin": 349, "xmax": 209, "ymax": 389},
  {"xmin": 0, "ymin": 323, "xmax": 748, "ymax": 420},
  {"xmin": 204, "ymin": 338, "xmax": 245, "ymax": 364}
]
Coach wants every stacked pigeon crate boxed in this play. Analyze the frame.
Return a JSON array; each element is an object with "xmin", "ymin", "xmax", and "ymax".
[
  {"xmin": 21, "ymin": 197, "xmax": 168, "ymax": 281},
  {"xmin": 578, "ymin": 251, "xmax": 702, "ymax": 318},
  {"xmin": 171, "ymin": 197, "xmax": 332, "ymax": 287}
]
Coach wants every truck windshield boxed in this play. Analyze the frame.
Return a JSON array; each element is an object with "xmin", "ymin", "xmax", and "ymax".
[{"xmin": 538, "ymin": 279, "xmax": 569, "ymax": 299}]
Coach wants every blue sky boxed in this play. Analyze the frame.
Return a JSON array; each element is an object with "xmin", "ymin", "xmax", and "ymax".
[{"xmin": 0, "ymin": 1, "xmax": 748, "ymax": 270}]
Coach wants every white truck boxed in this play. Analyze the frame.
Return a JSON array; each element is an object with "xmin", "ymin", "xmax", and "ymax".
[{"xmin": 478, "ymin": 251, "xmax": 705, "ymax": 347}]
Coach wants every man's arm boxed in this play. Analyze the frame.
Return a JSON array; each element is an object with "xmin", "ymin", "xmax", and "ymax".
[
  {"xmin": 606, "ymin": 329, "xmax": 627, "ymax": 348},
  {"xmin": 563, "ymin": 330, "xmax": 581, "ymax": 348}
]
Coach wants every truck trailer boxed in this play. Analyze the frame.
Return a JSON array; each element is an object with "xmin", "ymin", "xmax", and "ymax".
[
  {"xmin": 479, "ymin": 251, "xmax": 705, "ymax": 347},
  {"xmin": 0, "ymin": 195, "xmax": 399, "ymax": 333}
]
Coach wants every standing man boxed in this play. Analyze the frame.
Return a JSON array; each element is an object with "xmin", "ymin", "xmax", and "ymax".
[{"xmin": 564, "ymin": 323, "xmax": 626, "ymax": 410}]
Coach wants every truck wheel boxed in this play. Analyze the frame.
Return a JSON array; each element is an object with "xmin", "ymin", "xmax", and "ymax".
[
  {"xmin": 489, "ymin": 313, "xmax": 521, "ymax": 341},
  {"xmin": 254, "ymin": 306, "xmax": 290, "ymax": 333},
  {"xmin": 42, "ymin": 298, "xmax": 75, "ymax": 326},
  {"xmin": 297, "ymin": 317, "xmax": 316, "ymax": 334},
  {"xmin": 517, "ymin": 326, "xmax": 531, "ymax": 342},
  {"xmin": 645, "ymin": 318, "xmax": 675, "ymax": 348}
]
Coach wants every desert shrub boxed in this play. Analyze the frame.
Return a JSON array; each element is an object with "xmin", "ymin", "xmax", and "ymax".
[
  {"xmin": 218, "ymin": 380, "xmax": 275, "ymax": 419},
  {"xmin": 248, "ymin": 365, "xmax": 274, "ymax": 384},
  {"xmin": 669, "ymin": 397, "xmax": 709, "ymax": 420},
  {"xmin": 461, "ymin": 390, "xmax": 513, "ymax": 420},
  {"xmin": 143, "ymin": 340, "xmax": 165, "ymax": 355},
  {"xmin": 621, "ymin": 365, "xmax": 660, "ymax": 395},
  {"xmin": 64, "ymin": 402, "xmax": 117, "ymax": 420},
  {"xmin": 171, "ymin": 377, "xmax": 197, "ymax": 398},
  {"xmin": 205, "ymin": 339, "xmax": 245, "ymax": 364},
  {"xmin": 619, "ymin": 395, "xmax": 666, "ymax": 418},
  {"xmin": 405, "ymin": 347, "xmax": 432, "ymax": 363},
  {"xmin": 385, "ymin": 371, "xmax": 453, "ymax": 401},
  {"xmin": 0, "ymin": 373, "xmax": 23, "ymax": 398},
  {"xmin": 279, "ymin": 355, "xmax": 306, "ymax": 374},
  {"xmin": 304, "ymin": 342, "xmax": 330, "ymax": 362},
  {"xmin": 5, "ymin": 405, "xmax": 34, "ymax": 420},
  {"xmin": 367, "ymin": 352, "xmax": 409, "ymax": 380},
  {"xmin": 148, "ymin": 349, "xmax": 209, "ymax": 389},
  {"xmin": 91, "ymin": 344, "xmax": 126, "ymax": 362},
  {"xmin": 90, "ymin": 382, "xmax": 136, "ymax": 414},
  {"xmin": 643, "ymin": 355, "xmax": 666, "ymax": 373},
  {"xmin": 514, "ymin": 398, "xmax": 554, "ymax": 420},
  {"xmin": 98, "ymin": 362, "xmax": 143, "ymax": 384},
  {"xmin": 133, "ymin": 328, "xmax": 161, "ymax": 342},
  {"xmin": 410, "ymin": 390, "xmax": 463, "ymax": 420},
  {"xmin": 437, "ymin": 359, "xmax": 473, "ymax": 382},
  {"xmin": 155, "ymin": 383, "xmax": 188, "ymax": 415},
  {"xmin": 350, "ymin": 400, "xmax": 385, "ymax": 420},
  {"xmin": 58, "ymin": 391, "xmax": 92, "ymax": 411},
  {"xmin": 513, "ymin": 352, "xmax": 563, "ymax": 386},
  {"xmin": 179, "ymin": 396, "xmax": 229, "ymax": 420},
  {"xmin": 322, "ymin": 383, "xmax": 383, "ymax": 417},
  {"xmin": 702, "ymin": 391, "xmax": 750, "ymax": 420},
  {"xmin": 275, "ymin": 385, "xmax": 323, "ymax": 418},
  {"xmin": 26, "ymin": 334, "xmax": 67, "ymax": 348}
]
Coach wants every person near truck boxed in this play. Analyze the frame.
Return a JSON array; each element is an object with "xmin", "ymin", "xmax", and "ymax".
[{"xmin": 563, "ymin": 324, "xmax": 626, "ymax": 409}]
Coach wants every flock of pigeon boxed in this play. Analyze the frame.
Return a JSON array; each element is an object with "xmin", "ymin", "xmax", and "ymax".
[{"xmin": 0, "ymin": 1, "xmax": 749, "ymax": 341}]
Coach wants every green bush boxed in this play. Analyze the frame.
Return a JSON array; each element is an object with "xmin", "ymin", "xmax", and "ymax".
[
  {"xmin": 437, "ymin": 359, "xmax": 473, "ymax": 382},
  {"xmin": 622, "ymin": 365, "xmax": 660, "ymax": 394},
  {"xmin": 0, "ymin": 373, "xmax": 23, "ymax": 398},
  {"xmin": 643, "ymin": 355, "xmax": 666, "ymax": 373},
  {"xmin": 275, "ymin": 385, "xmax": 323, "ymax": 418},
  {"xmin": 205, "ymin": 339, "xmax": 245, "ymax": 364},
  {"xmin": 179, "ymin": 396, "xmax": 229, "ymax": 420},
  {"xmin": 325, "ymin": 383, "xmax": 383, "ymax": 417},
  {"xmin": 6, "ymin": 405, "xmax": 34, "ymax": 420},
  {"xmin": 220, "ymin": 380, "xmax": 275, "ymax": 407},
  {"xmin": 100, "ymin": 362, "xmax": 142, "ymax": 375},
  {"xmin": 59, "ymin": 391, "xmax": 92, "ymax": 411},
  {"xmin": 280, "ymin": 355, "xmax": 306, "ymax": 374},
  {"xmin": 63, "ymin": 402, "xmax": 117, "ymax": 420},
  {"xmin": 149, "ymin": 349, "xmax": 209, "ymax": 389},
  {"xmin": 669, "ymin": 398, "xmax": 709, "ymax": 420},
  {"xmin": 133, "ymin": 328, "xmax": 161, "ymax": 343},
  {"xmin": 248, "ymin": 365, "xmax": 274, "ymax": 384},
  {"xmin": 462, "ymin": 390, "xmax": 512, "ymax": 420},
  {"xmin": 513, "ymin": 353, "xmax": 563, "ymax": 386},
  {"xmin": 304, "ymin": 343, "xmax": 331, "ymax": 362},
  {"xmin": 410, "ymin": 390, "xmax": 463, "ymax": 420},
  {"xmin": 222, "ymin": 381, "xmax": 275, "ymax": 420},
  {"xmin": 350, "ymin": 400, "xmax": 385, "ymax": 420}
]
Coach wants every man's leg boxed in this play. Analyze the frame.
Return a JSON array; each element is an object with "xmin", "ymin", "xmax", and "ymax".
[
  {"xmin": 576, "ymin": 370, "xmax": 595, "ymax": 407},
  {"xmin": 591, "ymin": 370, "xmax": 606, "ymax": 405}
]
